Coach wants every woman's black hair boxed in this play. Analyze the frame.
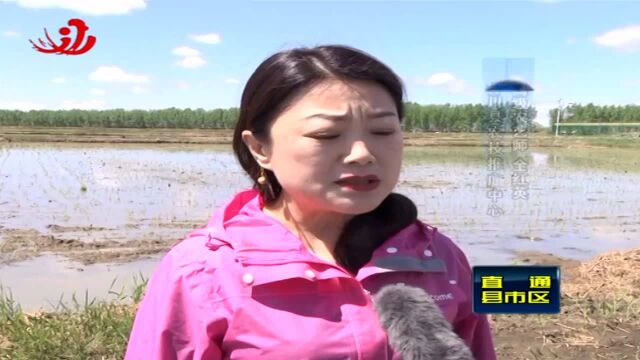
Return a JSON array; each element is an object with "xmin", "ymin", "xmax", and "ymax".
[{"xmin": 232, "ymin": 44, "xmax": 418, "ymax": 275}]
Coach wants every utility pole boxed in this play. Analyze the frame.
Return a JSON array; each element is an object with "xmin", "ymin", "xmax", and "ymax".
[{"xmin": 555, "ymin": 98, "xmax": 563, "ymax": 137}]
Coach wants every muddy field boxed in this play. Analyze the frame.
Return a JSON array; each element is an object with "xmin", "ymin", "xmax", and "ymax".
[
  {"xmin": 1, "ymin": 127, "xmax": 639, "ymax": 359},
  {"xmin": 1, "ymin": 125, "xmax": 640, "ymax": 148},
  {"xmin": 491, "ymin": 249, "xmax": 640, "ymax": 360},
  {"xmin": 0, "ymin": 224, "xmax": 190, "ymax": 265}
]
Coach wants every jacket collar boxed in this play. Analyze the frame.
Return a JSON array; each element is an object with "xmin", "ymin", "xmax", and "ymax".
[{"xmin": 200, "ymin": 188, "xmax": 444, "ymax": 286}]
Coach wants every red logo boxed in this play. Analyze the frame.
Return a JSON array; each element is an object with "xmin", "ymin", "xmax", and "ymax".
[{"xmin": 30, "ymin": 18, "xmax": 96, "ymax": 55}]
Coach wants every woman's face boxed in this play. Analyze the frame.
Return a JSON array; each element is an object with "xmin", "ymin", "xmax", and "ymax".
[{"xmin": 243, "ymin": 79, "xmax": 403, "ymax": 215}]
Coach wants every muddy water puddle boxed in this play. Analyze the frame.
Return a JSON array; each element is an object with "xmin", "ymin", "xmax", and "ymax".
[
  {"xmin": 1, "ymin": 142, "xmax": 639, "ymax": 311},
  {"xmin": 0, "ymin": 253, "xmax": 160, "ymax": 312}
]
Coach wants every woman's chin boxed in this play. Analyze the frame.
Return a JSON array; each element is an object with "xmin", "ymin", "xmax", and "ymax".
[{"xmin": 331, "ymin": 194, "xmax": 388, "ymax": 214}]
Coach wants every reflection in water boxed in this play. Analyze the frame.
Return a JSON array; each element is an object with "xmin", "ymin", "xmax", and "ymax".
[
  {"xmin": 1, "ymin": 142, "xmax": 639, "ymax": 311},
  {"xmin": 0, "ymin": 254, "xmax": 160, "ymax": 312},
  {"xmin": 531, "ymin": 152, "xmax": 549, "ymax": 167},
  {"xmin": 0, "ymin": 143, "xmax": 245, "ymax": 236}
]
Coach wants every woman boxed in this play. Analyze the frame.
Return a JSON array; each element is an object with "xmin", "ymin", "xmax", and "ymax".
[{"xmin": 125, "ymin": 44, "xmax": 497, "ymax": 360}]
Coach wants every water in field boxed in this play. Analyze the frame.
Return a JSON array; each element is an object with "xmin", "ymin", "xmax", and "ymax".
[{"xmin": 1, "ymin": 141, "xmax": 639, "ymax": 311}]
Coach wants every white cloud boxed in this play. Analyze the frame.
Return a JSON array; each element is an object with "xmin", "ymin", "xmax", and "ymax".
[
  {"xmin": 89, "ymin": 88, "xmax": 106, "ymax": 96},
  {"xmin": 131, "ymin": 85, "xmax": 148, "ymax": 94},
  {"xmin": 0, "ymin": 101, "xmax": 46, "ymax": 111},
  {"xmin": 0, "ymin": 0, "xmax": 146, "ymax": 15},
  {"xmin": 52, "ymin": 77, "xmax": 66, "ymax": 84},
  {"xmin": 89, "ymin": 66, "xmax": 149, "ymax": 84},
  {"xmin": 189, "ymin": 33, "xmax": 222, "ymax": 45},
  {"xmin": 566, "ymin": 36, "xmax": 577, "ymax": 45},
  {"xmin": 533, "ymin": 102, "xmax": 559, "ymax": 127},
  {"xmin": 172, "ymin": 46, "xmax": 206, "ymax": 69},
  {"xmin": 421, "ymin": 72, "xmax": 467, "ymax": 93},
  {"xmin": 58, "ymin": 99, "xmax": 105, "ymax": 110},
  {"xmin": 425, "ymin": 72, "xmax": 455, "ymax": 86},
  {"xmin": 176, "ymin": 80, "xmax": 190, "ymax": 90},
  {"xmin": 177, "ymin": 56, "xmax": 206, "ymax": 69},
  {"xmin": 225, "ymin": 78, "xmax": 240, "ymax": 84},
  {"xmin": 172, "ymin": 46, "xmax": 201, "ymax": 57},
  {"xmin": 593, "ymin": 24, "xmax": 640, "ymax": 52},
  {"xmin": 2, "ymin": 30, "xmax": 19, "ymax": 37}
]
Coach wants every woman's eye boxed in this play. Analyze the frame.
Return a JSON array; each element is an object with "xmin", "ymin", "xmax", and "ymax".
[
  {"xmin": 311, "ymin": 131, "xmax": 395, "ymax": 139},
  {"xmin": 312, "ymin": 134, "xmax": 339, "ymax": 140}
]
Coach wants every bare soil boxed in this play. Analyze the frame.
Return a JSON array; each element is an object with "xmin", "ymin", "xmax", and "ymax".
[
  {"xmin": 0, "ymin": 224, "xmax": 194, "ymax": 265},
  {"xmin": 1, "ymin": 125, "xmax": 639, "ymax": 359},
  {"xmin": 1, "ymin": 224, "xmax": 638, "ymax": 359},
  {"xmin": 1, "ymin": 125, "xmax": 639, "ymax": 148},
  {"xmin": 490, "ymin": 249, "xmax": 640, "ymax": 360}
]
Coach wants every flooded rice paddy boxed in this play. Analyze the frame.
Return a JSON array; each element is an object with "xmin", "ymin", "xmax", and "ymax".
[{"xmin": 0, "ymin": 142, "xmax": 639, "ymax": 312}]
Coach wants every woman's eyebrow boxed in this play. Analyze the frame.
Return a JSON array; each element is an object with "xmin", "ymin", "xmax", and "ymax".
[{"xmin": 304, "ymin": 110, "xmax": 397, "ymax": 121}]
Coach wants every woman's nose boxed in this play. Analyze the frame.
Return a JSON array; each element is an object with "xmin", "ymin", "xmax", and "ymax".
[{"xmin": 344, "ymin": 140, "xmax": 375, "ymax": 165}]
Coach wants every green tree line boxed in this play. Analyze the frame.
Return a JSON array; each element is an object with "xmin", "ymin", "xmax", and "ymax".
[
  {"xmin": 549, "ymin": 103, "xmax": 640, "ymax": 135},
  {"xmin": 4, "ymin": 103, "xmax": 640, "ymax": 135},
  {"xmin": 0, "ymin": 107, "xmax": 240, "ymax": 129},
  {"xmin": 0, "ymin": 103, "xmax": 539, "ymax": 132}
]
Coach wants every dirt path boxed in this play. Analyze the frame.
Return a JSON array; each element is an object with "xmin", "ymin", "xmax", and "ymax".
[
  {"xmin": 1, "ymin": 126, "xmax": 639, "ymax": 148},
  {"xmin": 491, "ymin": 249, "xmax": 640, "ymax": 359},
  {"xmin": 0, "ymin": 224, "xmax": 194, "ymax": 265}
]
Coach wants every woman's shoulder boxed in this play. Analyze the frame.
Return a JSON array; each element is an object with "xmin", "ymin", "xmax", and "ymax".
[
  {"xmin": 153, "ymin": 226, "xmax": 238, "ymax": 289},
  {"xmin": 410, "ymin": 220, "xmax": 473, "ymax": 274}
]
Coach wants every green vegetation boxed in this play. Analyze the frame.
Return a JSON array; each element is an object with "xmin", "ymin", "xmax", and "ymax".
[
  {"xmin": 3, "ymin": 102, "xmax": 640, "ymax": 136},
  {"xmin": 0, "ymin": 108, "xmax": 241, "ymax": 129},
  {"xmin": 0, "ymin": 103, "xmax": 539, "ymax": 133},
  {"xmin": 550, "ymin": 103, "xmax": 640, "ymax": 135},
  {"xmin": 1, "ymin": 271, "xmax": 637, "ymax": 359},
  {"xmin": 403, "ymin": 102, "xmax": 538, "ymax": 133},
  {"xmin": 0, "ymin": 276, "xmax": 147, "ymax": 360}
]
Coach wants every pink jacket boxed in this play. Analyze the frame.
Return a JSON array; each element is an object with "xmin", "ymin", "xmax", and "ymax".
[{"xmin": 125, "ymin": 188, "xmax": 497, "ymax": 360}]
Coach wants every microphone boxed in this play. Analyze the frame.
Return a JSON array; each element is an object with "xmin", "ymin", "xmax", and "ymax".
[{"xmin": 372, "ymin": 283, "xmax": 475, "ymax": 360}]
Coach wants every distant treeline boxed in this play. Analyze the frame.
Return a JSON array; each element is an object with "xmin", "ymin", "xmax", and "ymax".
[
  {"xmin": 403, "ymin": 102, "xmax": 537, "ymax": 132},
  {"xmin": 3, "ymin": 103, "xmax": 640, "ymax": 135},
  {"xmin": 549, "ymin": 104, "xmax": 640, "ymax": 135},
  {"xmin": 550, "ymin": 104, "xmax": 640, "ymax": 124},
  {"xmin": 0, "ymin": 103, "xmax": 541, "ymax": 133},
  {"xmin": 0, "ymin": 108, "xmax": 241, "ymax": 129}
]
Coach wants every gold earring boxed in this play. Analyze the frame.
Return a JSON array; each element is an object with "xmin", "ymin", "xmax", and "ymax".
[{"xmin": 257, "ymin": 168, "xmax": 267, "ymax": 185}]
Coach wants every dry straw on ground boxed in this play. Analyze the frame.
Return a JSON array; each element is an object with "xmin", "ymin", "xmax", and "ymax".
[
  {"xmin": 492, "ymin": 247, "xmax": 640, "ymax": 360},
  {"xmin": 562, "ymin": 248, "xmax": 640, "ymax": 309}
]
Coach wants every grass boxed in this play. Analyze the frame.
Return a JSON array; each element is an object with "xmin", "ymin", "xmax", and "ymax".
[
  {"xmin": 1, "ymin": 249, "xmax": 638, "ymax": 359},
  {"xmin": 0, "ymin": 275, "xmax": 147, "ymax": 360},
  {"xmin": 580, "ymin": 290, "xmax": 640, "ymax": 322},
  {"xmin": 1, "ymin": 282, "xmax": 638, "ymax": 360}
]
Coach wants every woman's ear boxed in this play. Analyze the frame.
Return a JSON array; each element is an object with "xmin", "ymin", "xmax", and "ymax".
[{"xmin": 241, "ymin": 130, "xmax": 273, "ymax": 170}]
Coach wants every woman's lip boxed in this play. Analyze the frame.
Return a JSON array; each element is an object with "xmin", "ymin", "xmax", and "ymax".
[
  {"xmin": 336, "ymin": 180, "xmax": 381, "ymax": 191},
  {"xmin": 335, "ymin": 176, "xmax": 380, "ymax": 183},
  {"xmin": 335, "ymin": 179, "xmax": 380, "ymax": 184}
]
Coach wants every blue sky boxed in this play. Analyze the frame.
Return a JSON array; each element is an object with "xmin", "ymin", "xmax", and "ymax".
[{"xmin": 1, "ymin": 0, "xmax": 639, "ymax": 126}]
